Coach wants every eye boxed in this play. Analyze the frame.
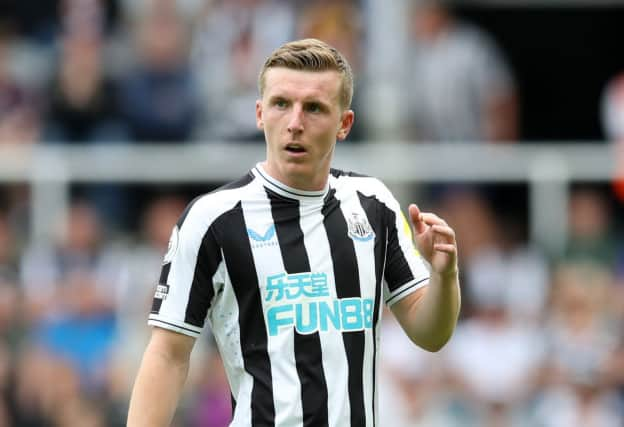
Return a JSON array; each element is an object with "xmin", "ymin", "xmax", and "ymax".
[
  {"xmin": 274, "ymin": 99, "xmax": 288, "ymax": 109},
  {"xmin": 306, "ymin": 103, "xmax": 322, "ymax": 113}
]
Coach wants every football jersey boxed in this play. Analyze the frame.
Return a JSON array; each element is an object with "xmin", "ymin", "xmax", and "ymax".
[{"xmin": 149, "ymin": 163, "xmax": 430, "ymax": 427}]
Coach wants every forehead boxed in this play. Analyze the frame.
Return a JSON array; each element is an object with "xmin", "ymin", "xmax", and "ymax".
[{"xmin": 263, "ymin": 67, "xmax": 342, "ymax": 103}]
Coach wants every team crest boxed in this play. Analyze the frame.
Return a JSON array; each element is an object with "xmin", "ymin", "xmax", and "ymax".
[{"xmin": 347, "ymin": 213, "xmax": 375, "ymax": 242}]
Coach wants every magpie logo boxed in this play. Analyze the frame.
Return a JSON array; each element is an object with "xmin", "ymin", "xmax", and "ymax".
[{"xmin": 347, "ymin": 213, "xmax": 375, "ymax": 242}]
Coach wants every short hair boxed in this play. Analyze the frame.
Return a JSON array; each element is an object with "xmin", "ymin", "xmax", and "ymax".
[{"xmin": 258, "ymin": 38, "xmax": 354, "ymax": 110}]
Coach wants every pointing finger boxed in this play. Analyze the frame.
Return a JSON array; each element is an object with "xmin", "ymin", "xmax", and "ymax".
[{"xmin": 408, "ymin": 204, "xmax": 427, "ymax": 234}]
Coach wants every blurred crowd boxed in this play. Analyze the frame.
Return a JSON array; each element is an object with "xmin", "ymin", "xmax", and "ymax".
[
  {"xmin": 0, "ymin": 0, "xmax": 520, "ymax": 148},
  {"xmin": 0, "ymin": 0, "xmax": 624, "ymax": 426}
]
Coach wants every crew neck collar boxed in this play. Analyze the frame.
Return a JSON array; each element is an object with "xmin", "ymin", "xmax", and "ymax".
[{"xmin": 252, "ymin": 163, "xmax": 330, "ymax": 202}]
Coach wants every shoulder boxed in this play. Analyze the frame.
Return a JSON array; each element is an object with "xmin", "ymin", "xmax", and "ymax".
[
  {"xmin": 453, "ymin": 22, "xmax": 501, "ymax": 54},
  {"xmin": 178, "ymin": 171, "xmax": 256, "ymax": 231},
  {"xmin": 329, "ymin": 168, "xmax": 395, "ymax": 201}
]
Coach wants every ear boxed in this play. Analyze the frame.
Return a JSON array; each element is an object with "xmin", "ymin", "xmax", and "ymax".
[
  {"xmin": 256, "ymin": 100, "xmax": 264, "ymax": 130},
  {"xmin": 336, "ymin": 109, "xmax": 355, "ymax": 141}
]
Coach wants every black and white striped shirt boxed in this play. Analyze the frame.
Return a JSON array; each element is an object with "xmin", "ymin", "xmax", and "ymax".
[{"xmin": 149, "ymin": 163, "xmax": 430, "ymax": 427}]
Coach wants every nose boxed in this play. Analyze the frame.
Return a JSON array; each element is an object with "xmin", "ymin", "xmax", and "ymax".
[{"xmin": 287, "ymin": 106, "xmax": 304, "ymax": 134}]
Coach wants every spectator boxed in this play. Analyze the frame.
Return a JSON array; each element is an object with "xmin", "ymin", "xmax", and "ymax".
[
  {"xmin": 442, "ymin": 288, "xmax": 545, "ymax": 426},
  {"xmin": 19, "ymin": 200, "xmax": 127, "ymax": 391},
  {"xmin": 563, "ymin": 186, "xmax": 619, "ymax": 270},
  {"xmin": 119, "ymin": 0, "xmax": 199, "ymax": 143},
  {"xmin": 191, "ymin": 0, "xmax": 295, "ymax": 142},
  {"xmin": 378, "ymin": 309, "xmax": 461, "ymax": 427},
  {"xmin": 0, "ymin": 25, "xmax": 42, "ymax": 145},
  {"xmin": 111, "ymin": 194, "xmax": 187, "ymax": 392},
  {"xmin": 533, "ymin": 262, "xmax": 623, "ymax": 427},
  {"xmin": 403, "ymin": 0, "xmax": 517, "ymax": 143},
  {"xmin": 0, "ymin": 214, "xmax": 22, "ymax": 352},
  {"xmin": 296, "ymin": 0, "xmax": 367, "ymax": 141},
  {"xmin": 44, "ymin": 33, "xmax": 127, "ymax": 143}
]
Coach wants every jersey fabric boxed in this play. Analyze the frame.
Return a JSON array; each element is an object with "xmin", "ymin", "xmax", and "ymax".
[{"xmin": 148, "ymin": 163, "xmax": 430, "ymax": 427}]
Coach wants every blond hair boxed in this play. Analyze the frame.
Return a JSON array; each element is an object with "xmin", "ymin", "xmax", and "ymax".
[{"xmin": 258, "ymin": 38, "xmax": 354, "ymax": 110}]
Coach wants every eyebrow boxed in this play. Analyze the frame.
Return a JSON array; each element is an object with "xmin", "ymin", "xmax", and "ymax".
[{"xmin": 267, "ymin": 94, "xmax": 332, "ymax": 109}]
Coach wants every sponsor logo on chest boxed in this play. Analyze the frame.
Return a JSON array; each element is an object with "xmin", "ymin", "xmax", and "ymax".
[
  {"xmin": 262, "ymin": 271, "xmax": 373, "ymax": 337},
  {"xmin": 246, "ymin": 224, "xmax": 278, "ymax": 248}
]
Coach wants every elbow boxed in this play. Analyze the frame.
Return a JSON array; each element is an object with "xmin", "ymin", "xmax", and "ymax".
[
  {"xmin": 419, "ymin": 337, "xmax": 450, "ymax": 353},
  {"xmin": 413, "ymin": 329, "xmax": 455, "ymax": 353}
]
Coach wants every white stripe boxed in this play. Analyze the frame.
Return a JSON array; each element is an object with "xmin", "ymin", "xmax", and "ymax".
[
  {"xmin": 147, "ymin": 317, "xmax": 202, "ymax": 337},
  {"xmin": 242, "ymin": 194, "xmax": 304, "ymax": 427},
  {"xmin": 207, "ymin": 259, "xmax": 249, "ymax": 424},
  {"xmin": 333, "ymin": 185, "xmax": 377, "ymax": 427},
  {"xmin": 342, "ymin": 176, "xmax": 430, "ymax": 305},
  {"xmin": 230, "ymin": 369, "xmax": 254, "ymax": 427},
  {"xmin": 152, "ymin": 187, "xmax": 248, "ymax": 332},
  {"xmin": 299, "ymin": 200, "xmax": 351, "ymax": 427}
]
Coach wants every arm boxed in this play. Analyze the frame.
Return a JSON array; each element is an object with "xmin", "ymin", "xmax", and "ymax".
[
  {"xmin": 484, "ymin": 89, "xmax": 518, "ymax": 142},
  {"xmin": 391, "ymin": 204, "xmax": 461, "ymax": 352},
  {"xmin": 127, "ymin": 327, "xmax": 195, "ymax": 427}
]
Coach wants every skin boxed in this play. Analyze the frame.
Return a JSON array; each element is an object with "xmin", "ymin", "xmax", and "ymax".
[
  {"xmin": 391, "ymin": 204, "xmax": 461, "ymax": 352},
  {"xmin": 256, "ymin": 67, "xmax": 354, "ymax": 191},
  {"xmin": 128, "ymin": 66, "xmax": 460, "ymax": 427}
]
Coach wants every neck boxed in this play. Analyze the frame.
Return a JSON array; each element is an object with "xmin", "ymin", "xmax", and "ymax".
[{"xmin": 261, "ymin": 161, "xmax": 329, "ymax": 192}]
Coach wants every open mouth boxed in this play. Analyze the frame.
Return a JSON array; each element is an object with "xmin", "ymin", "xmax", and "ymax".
[{"xmin": 285, "ymin": 144, "xmax": 306, "ymax": 153}]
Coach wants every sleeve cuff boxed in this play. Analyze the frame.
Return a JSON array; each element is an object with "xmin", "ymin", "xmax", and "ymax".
[
  {"xmin": 148, "ymin": 315, "xmax": 202, "ymax": 338},
  {"xmin": 385, "ymin": 277, "xmax": 429, "ymax": 307}
]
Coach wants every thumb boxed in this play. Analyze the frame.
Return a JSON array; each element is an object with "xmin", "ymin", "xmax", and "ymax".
[{"xmin": 408, "ymin": 204, "xmax": 427, "ymax": 235}]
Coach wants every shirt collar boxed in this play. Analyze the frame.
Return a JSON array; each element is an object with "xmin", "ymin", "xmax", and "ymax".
[{"xmin": 252, "ymin": 162, "xmax": 330, "ymax": 202}]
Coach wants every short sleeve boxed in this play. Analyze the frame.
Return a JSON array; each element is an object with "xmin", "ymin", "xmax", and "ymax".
[
  {"xmin": 382, "ymin": 191, "xmax": 430, "ymax": 307},
  {"xmin": 148, "ymin": 199, "xmax": 224, "ymax": 337}
]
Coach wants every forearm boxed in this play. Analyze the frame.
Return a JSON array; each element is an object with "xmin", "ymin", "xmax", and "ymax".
[
  {"xmin": 127, "ymin": 333, "xmax": 191, "ymax": 426},
  {"xmin": 393, "ymin": 271, "xmax": 461, "ymax": 352}
]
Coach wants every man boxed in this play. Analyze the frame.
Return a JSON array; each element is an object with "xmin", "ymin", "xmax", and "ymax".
[
  {"xmin": 404, "ymin": 0, "xmax": 517, "ymax": 143},
  {"xmin": 128, "ymin": 38, "xmax": 460, "ymax": 426}
]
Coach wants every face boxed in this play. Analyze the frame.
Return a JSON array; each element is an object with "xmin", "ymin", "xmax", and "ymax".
[{"xmin": 256, "ymin": 67, "xmax": 354, "ymax": 191}]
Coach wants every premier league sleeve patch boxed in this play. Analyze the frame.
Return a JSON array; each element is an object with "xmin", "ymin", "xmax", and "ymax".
[{"xmin": 163, "ymin": 225, "xmax": 180, "ymax": 265}]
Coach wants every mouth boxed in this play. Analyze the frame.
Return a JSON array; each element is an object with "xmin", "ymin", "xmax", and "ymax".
[{"xmin": 285, "ymin": 143, "xmax": 307, "ymax": 154}]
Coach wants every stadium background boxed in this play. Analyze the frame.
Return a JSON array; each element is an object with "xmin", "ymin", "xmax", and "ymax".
[{"xmin": 0, "ymin": 0, "xmax": 624, "ymax": 425}]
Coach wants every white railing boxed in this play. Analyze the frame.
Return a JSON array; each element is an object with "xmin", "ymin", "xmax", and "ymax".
[{"xmin": 0, "ymin": 142, "xmax": 616, "ymax": 254}]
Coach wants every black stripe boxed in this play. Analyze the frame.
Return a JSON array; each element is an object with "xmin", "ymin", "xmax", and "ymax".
[
  {"xmin": 177, "ymin": 171, "xmax": 254, "ymax": 228},
  {"xmin": 384, "ymin": 208, "xmax": 415, "ymax": 293},
  {"xmin": 184, "ymin": 226, "xmax": 222, "ymax": 327},
  {"xmin": 330, "ymin": 168, "xmax": 369, "ymax": 178},
  {"xmin": 267, "ymin": 189, "xmax": 329, "ymax": 427},
  {"xmin": 150, "ymin": 263, "xmax": 171, "ymax": 314},
  {"xmin": 219, "ymin": 203, "xmax": 275, "ymax": 426},
  {"xmin": 357, "ymin": 193, "xmax": 387, "ymax": 427},
  {"xmin": 322, "ymin": 189, "xmax": 366, "ymax": 427},
  {"xmin": 147, "ymin": 318, "xmax": 200, "ymax": 335},
  {"xmin": 216, "ymin": 171, "xmax": 255, "ymax": 191},
  {"xmin": 158, "ymin": 262, "xmax": 171, "ymax": 285}
]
